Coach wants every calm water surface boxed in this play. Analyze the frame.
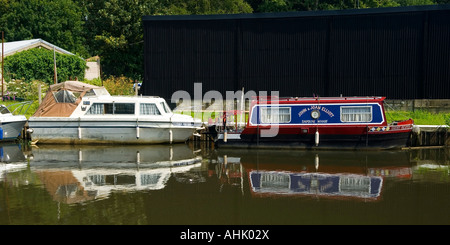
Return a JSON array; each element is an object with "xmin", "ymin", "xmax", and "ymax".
[{"xmin": 0, "ymin": 142, "xmax": 449, "ymax": 225}]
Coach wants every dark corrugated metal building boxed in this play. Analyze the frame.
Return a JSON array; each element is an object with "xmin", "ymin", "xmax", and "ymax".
[{"xmin": 142, "ymin": 5, "xmax": 450, "ymax": 102}]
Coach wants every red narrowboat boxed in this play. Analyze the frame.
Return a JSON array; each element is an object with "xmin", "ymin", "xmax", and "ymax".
[{"xmin": 215, "ymin": 96, "xmax": 414, "ymax": 150}]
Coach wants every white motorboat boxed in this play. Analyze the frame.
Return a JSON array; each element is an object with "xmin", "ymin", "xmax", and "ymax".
[
  {"xmin": 0, "ymin": 104, "xmax": 28, "ymax": 141},
  {"xmin": 27, "ymin": 81, "xmax": 202, "ymax": 144}
]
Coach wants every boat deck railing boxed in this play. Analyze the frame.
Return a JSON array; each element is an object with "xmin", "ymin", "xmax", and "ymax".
[{"xmin": 6, "ymin": 101, "xmax": 34, "ymax": 116}]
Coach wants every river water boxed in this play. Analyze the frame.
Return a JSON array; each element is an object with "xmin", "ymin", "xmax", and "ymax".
[{"xmin": 1, "ymin": 142, "xmax": 449, "ymax": 227}]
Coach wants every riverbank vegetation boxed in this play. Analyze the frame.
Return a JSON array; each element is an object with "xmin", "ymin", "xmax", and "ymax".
[{"xmin": 385, "ymin": 110, "xmax": 450, "ymax": 125}]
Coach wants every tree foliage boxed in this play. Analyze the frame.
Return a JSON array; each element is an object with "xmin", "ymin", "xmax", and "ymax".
[
  {"xmin": 4, "ymin": 48, "xmax": 86, "ymax": 85},
  {"xmin": 0, "ymin": 0, "xmax": 88, "ymax": 57},
  {"xmin": 248, "ymin": 0, "xmax": 438, "ymax": 12},
  {"xmin": 81, "ymin": 0, "xmax": 253, "ymax": 80}
]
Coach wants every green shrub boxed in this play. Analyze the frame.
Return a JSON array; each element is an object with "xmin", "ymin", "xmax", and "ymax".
[
  {"xmin": 103, "ymin": 76, "xmax": 136, "ymax": 96},
  {"xmin": 4, "ymin": 48, "xmax": 86, "ymax": 85},
  {"xmin": 83, "ymin": 76, "xmax": 137, "ymax": 96},
  {"xmin": 5, "ymin": 79, "xmax": 48, "ymax": 101}
]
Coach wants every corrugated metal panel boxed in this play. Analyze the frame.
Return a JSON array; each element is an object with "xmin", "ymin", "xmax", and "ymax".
[
  {"xmin": 142, "ymin": 5, "xmax": 450, "ymax": 101},
  {"xmin": 424, "ymin": 10, "xmax": 450, "ymax": 99},
  {"xmin": 143, "ymin": 20, "xmax": 237, "ymax": 100},
  {"xmin": 328, "ymin": 12, "xmax": 423, "ymax": 99},
  {"xmin": 240, "ymin": 17, "xmax": 328, "ymax": 97}
]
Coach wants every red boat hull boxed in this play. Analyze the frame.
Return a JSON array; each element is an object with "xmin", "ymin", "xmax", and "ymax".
[{"xmin": 217, "ymin": 123, "xmax": 413, "ymax": 150}]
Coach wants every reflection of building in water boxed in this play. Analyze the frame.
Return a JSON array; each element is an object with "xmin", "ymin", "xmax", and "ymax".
[{"xmin": 29, "ymin": 144, "xmax": 203, "ymax": 204}]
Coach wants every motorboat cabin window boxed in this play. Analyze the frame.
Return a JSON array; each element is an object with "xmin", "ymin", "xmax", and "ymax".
[
  {"xmin": 140, "ymin": 103, "xmax": 161, "ymax": 115},
  {"xmin": 53, "ymin": 90, "xmax": 77, "ymax": 103},
  {"xmin": 0, "ymin": 105, "xmax": 11, "ymax": 114},
  {"xmin": 340, "ymin": 106, "xmax": 372, "ymax": 122},
  {"xmin": 140, "ymin": 174, "xmax": 161, "ymax": 185},
  {"xmin": 84, "ymin": 88, "xmax": 110, "ymax": 97},
  {"xmin": 160, "ymin": 102, "xmax": 171, "ymax": 113},
  {"xmin": 114, "ymin": 103, "xmax": 135, "ymax": 114},
  {"xmin": 84, "ymin": 89, "xmax": 96, "ymax": 97},
  {"xmin": 87, "ymin": 103, "xmax": 135, "ymax": 115},
  {"xmin": 260, "ymin": 107, "xmax": 291, "ymax": 123}
]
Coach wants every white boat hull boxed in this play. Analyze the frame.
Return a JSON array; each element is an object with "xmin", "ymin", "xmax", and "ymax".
[
  {"xmin": 0, "ymin": 116, "xmax": 27, "ymax": 141},
  {"xmin": 28, "ymin": 118, "xmax": 200, "ymax": 144}
]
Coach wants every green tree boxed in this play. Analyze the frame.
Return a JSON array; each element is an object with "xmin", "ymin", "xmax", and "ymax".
[
  {"xmin": 395, "ymin": 0, "xmax": 436, "ymax": 6},
  {"xmin": 81, "ymin": 0, "xmax": 159, "ymax": 80},
  {"xmin": 0, "ymin": 0, "xmax": 88, "ymax": 57},
  {"xmin": 250, "ymin": 0, "xmax": 440, "ymax": 12},
  {"xmin": 157, "ymin": 0, "xmax": 253, "ymax": 14},
  {"xmin": 81, "ymin": 0, "xmax": 253, "ymax": 80}
]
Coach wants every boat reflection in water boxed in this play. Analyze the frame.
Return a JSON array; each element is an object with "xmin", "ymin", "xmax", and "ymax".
[
  {"xmin": 0, "ymin": 143, "xmax": 27, "ymax": 181},
  {"xmin": 216, "ymin": 149, "xmax": 413, "ymax": 201},
  {"xmin": 29, "ymin": 144, "xmax": 202, "ymax": 204}
]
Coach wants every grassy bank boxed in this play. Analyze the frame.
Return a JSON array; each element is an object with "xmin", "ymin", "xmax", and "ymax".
[{"xmin": 385, "ymin": 109, "xmax": 450, "ymax": 125}]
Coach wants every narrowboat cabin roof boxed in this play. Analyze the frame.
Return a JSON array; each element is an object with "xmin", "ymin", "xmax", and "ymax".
[{"xmin": 253, "ymin": 96, "xmax": 386, "ymax": 104}]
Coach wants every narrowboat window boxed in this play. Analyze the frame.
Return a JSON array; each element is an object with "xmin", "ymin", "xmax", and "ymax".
[
  {"xmin": 140, "ymin": 103, "xmax": 161, "ymax": 115},
  {"xmin": 260, "ymin": 107, "xmax": 291, "ymax": 123},
  {"xmin": 341, "ymin": 106, "xmax": 372, "ymax": 122},
  {"xmin": 86, "ymin": 103, "xmax": 134, "ymax": 115},
  {"xmin": 260, "ymin": 173, "xmax": 290, "ymax": 189}
]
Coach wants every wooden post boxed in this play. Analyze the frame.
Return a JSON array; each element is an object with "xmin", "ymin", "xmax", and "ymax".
[
  {"xmin": 135, "ymin": 81, "xmax": 138, "ymax": 96},
  {"xmin": 38, "ymin": 84, "xmax": 42, "ymax": 104},
  {"xmin": 53, "ymin": 46, "xmax": 57, "ymax": 84},
  {"xmin": 1, "ymin": 31, "xmax": 4, "ymax": 101},
  {"xmin": 240, "ymin": 87, "xmax": 244, "ymax": 129}
]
